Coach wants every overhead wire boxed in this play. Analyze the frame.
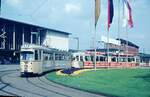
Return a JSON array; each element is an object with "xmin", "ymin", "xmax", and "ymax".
[{"xmin": 30, "ymin": 0, "xmax": 49, "ymax": 17}]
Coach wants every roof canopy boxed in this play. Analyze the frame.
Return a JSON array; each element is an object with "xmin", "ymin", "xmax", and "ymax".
[{"xmin": 0, "ymin": 17, "xmax": 71, "ymax": 35}]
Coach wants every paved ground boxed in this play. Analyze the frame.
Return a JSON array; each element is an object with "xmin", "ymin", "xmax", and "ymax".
[{"xmin": 0, "ymin": 65, "xmax": 104, "ymax": 97}]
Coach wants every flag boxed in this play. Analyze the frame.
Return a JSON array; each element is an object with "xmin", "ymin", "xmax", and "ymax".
[
  {"xmin": 95, "ymin": 0, "xmax": 100, "ymax": 27},
  {"xmin": 122, "ymin": 0, "xmax": 133, "ymax": 28},
  {"xmin": 108, "ymin": 0, "xmax": 114, "ymax": 31}
]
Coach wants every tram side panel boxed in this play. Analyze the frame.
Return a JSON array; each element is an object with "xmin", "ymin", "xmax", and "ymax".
[
  {"xmin": 42, "ymin": 52, "xmax": 72, "ymax": 71},
  {"xmin": 73, "ymin": 52, "xmax": 139, "ymax": 69},
  {"xmin": 42, "ymin": 52, "xmax": 54, "ymax": 72}
]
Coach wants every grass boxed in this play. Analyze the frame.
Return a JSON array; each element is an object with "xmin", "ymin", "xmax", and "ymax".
[{"xmin": 46, "ymin": 68, "xmax": 150, "ymax": 97}]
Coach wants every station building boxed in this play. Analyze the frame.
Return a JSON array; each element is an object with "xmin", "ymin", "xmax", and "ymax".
[
  {"xmin": 0, "ymin": 17, "xmax": 70, "ymax": 64},
  {"xmin": 87, "ymin": 38, "xmax": 140, "ymax": 64},
  {"xmin": 94, "ymin": 37, "xmax": 139, "ymax": 56},
  {"xmin": 139, "ymin": 53, "xmax": 150, "ymax": 67},
  {"xmin": 111, "ymin": 38, "xmax": 139, "ymax": 56}
]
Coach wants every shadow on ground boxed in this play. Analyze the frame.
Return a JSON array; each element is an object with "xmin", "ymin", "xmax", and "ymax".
[{"xmin": 134, "ymin": 74, "xmax": 150, "ymax": 82}]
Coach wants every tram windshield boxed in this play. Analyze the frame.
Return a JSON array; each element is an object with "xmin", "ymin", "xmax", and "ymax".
[{"xmin": 20, "ymin": 51, "xmax": 34, "ymax": 61}]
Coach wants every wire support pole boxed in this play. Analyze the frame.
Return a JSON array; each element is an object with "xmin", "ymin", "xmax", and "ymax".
[
  {"xmin": 94, "ymin": 26, "xmax": 97, "ymax": 70},
  {"xmin": 126, "ymin": 24, "xmax": 128, "ymax": 67},
  {"xmin": 118, "ymin": 0, "xmax": 121, "ymax": 63},
  {"xmin": 107, "ymin": 29, "xmax": 110, "ymax": 68}
]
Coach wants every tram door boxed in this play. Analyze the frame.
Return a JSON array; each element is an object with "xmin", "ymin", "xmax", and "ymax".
[{"xmin": 83, "ymin": 55, "xmax": 93, "ymax": 68}]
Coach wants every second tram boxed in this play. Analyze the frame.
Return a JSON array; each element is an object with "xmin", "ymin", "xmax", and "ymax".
[{"xmin": 72, "ymin": 51, "xmax": 140, "ymax": 68}]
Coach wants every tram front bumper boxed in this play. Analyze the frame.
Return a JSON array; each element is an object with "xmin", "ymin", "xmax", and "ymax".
[{"xmin": 20, "ymin": 72, "xmax": 39, "ymax": 77}]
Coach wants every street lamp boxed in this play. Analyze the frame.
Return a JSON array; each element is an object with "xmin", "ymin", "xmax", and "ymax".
[{"xmin": 73, "ymin": 37, "xmax": 79, "ymax": 51}]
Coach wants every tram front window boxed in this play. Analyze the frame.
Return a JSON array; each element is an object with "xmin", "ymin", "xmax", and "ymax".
[{"xmin": 21, "ymin": 51, "xmax": 34, "ymax": 61}]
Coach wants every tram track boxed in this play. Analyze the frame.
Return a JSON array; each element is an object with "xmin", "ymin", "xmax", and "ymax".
[
  {"xmin": 0, "ymin": 69, "xmax": 19, "ymax": 96},
  {"xmin": 26, "ymin": 77, "xmax": 70, "ymax": 97},
  {"xmin": 0, "ymin": 70, "xmax": 46, "ymax": 97},
  {"xmin": 37, "ymin": 76, "xmax": 103, "ymax": 97},
  {"xmin": 0, "ymin": 68, "xmax": 104, "ymax": 97},
  {"xmin": 1, "ymin": 69, "xmax": 71, "ymax": 97}
]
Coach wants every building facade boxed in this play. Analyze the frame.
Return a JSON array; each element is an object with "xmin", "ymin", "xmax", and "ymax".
[{"xmin": 0, "ymin": 17, "xmax": 70, "ymax": 64}]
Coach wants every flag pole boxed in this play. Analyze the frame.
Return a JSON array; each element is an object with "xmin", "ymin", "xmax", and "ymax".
[
  {"xmin": 94, "ymin": 0, "xmax": 100, "ymax": 70},
  {"xmin": 107, "ymin": 0, "xmax": 114, "ymax": 68},
  {"xmin": 94, "ymin": 0, "xmax": 96, "ymax": 71},
  {"xmin": 107, "ymin": 29, "xmax": 110, "ymax": 68},
  {"xmin": 118, "ymin": 0, "xmax": 121, "ymax": 65},
  {"xmin": 94, "ymin": 25, "xmax": 97, "ymax": 70},
  {"xmin": 126, "ymin": 24, "xmax": 128, "ymax": 68}
]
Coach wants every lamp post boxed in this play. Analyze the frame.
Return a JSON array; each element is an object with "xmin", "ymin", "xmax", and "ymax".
[{"xmin": 73, "ymin": 37, "xmax": 79, "ymax": 51}]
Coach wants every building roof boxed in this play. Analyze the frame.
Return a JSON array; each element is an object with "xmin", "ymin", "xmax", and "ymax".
[
  {"xmin": 116, "ymin": 38, "xmax": 139, "ymax": 49},
  {"xmin": 139, "ymin": 53, "xmax": 150, "ymax": 58},
  {"xmin": 0, "ymin": 17, "xmax": 71, "ymax": 35},
  {"xmin": 87, "ymin": 48, "xmax": 123, "ymax": 52}
]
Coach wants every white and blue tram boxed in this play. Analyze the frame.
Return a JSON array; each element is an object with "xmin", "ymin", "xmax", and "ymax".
[{"xmin": 20, "ymin": 44, "xmax": 71, "ymax": 76}]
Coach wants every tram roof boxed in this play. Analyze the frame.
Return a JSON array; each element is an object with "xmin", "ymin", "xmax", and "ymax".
[
  {"xmin": 0, "ymin": 17, "xmax": 71, "ymax": 35},
  {"xmin": 87, "ymin": 48, "xmax": 123, "ymax": 52},
  {"xmin": 21, "ymin": 44, "xmax": 68, "ymax": 53}
]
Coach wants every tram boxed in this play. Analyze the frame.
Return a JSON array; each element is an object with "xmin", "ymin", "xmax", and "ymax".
[
  {"xmin": 72, "ymin": 51, "xmax": 140, "ymax": 68},
  {"xmin": 20, "ymin": 43, "xmax": 71, "ymax": 76}
]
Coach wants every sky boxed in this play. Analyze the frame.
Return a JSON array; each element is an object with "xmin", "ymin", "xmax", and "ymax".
[{"xmin": 1, "ymin": 0, "xmax": 150, "ymax": 53}]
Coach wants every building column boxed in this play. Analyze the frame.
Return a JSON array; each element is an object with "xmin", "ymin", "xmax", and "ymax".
[
  {"xmin": 1, "ymin": 24, "xmax": 6, "ymax": 49},
  {"xmin": 22, "ymin": 26, "xmax": 24, "ymax": 45},
  {"xmin": 30, "ymin": 27, "xmax": 33, "ymax": 44},
  {"xmin": 38, "ymin": 29, "xmax": 40, "ymax": 45},
  {"xmin": 13, "ymin": 24, "xmax": 15, "ymax": 50},
  {"xmin": 38, "ymin": 34, "xmax": 40, "ymax": 45}
]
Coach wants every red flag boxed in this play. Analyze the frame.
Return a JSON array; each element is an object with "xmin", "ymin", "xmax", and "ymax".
[
  {"xmin": 123, "ymin": 0, "xmax": 133, "ymax": 28},
  {"xmin": 108, "ymin": 0, "xmax": 114, "ymax": 31}
]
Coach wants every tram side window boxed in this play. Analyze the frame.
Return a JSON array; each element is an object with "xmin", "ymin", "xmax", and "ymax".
[
  {"xmin": 39, "ymin": 50, "xmax": 41, "ymax": 60},
  {"xmin": 128, "ymin": 57, "xmax": 134, "ymax": 62},
  {"xmin": 58, "ymin": 54, "xmax": 62, "ymax": 60},
  {"xmin": 96, "ymin": 56, "xmax": 99, "ymax": 61},
  {"xmin": 112, "ymin": 57, "xmax": 116, "ymax": 62},
  {"xmin": 35, "ymin": 50, "xmax": 38, "ymax": 60},
  {"xmin": 44, "ymin": 55, "xmax": 48, "ymax": 61},
  {"xmin": 91, "ymin": 56, "xmax": 94, "ymax": 61},
  {"xmin": 62, "ymin": 55, "xmax": 68, "ymax": 61},
  {"xmin": 100, "ymin": 57, "xmax": 105, "ymax": 61},
  {"xmin": 121, "ymin": 57, "xmax": 126, "ymax": 62},
  {"xmin": 128, "ymin": 57, "xmax": 131, "ymax": 62},
  {"xmin": 85, "ymin": 56, "xmax": 91, "ymax": 61},
  {"xmin": 80, "ymin": 56, "xmax": 83, "ymax": 61},
  {"xmin": 76, "ymin": 56, "xmax": 79, "ymax": 61},
  {"xmin": 66, "ymin": 55, "xmax": 70, "ymax": 60},
  {"xmin": 49, "ymin": 53, "xmax": 53, "ymax": 60},
  {"xmin": 55, "ymin": 54, "xmax": 59, "ymax": 60}
]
